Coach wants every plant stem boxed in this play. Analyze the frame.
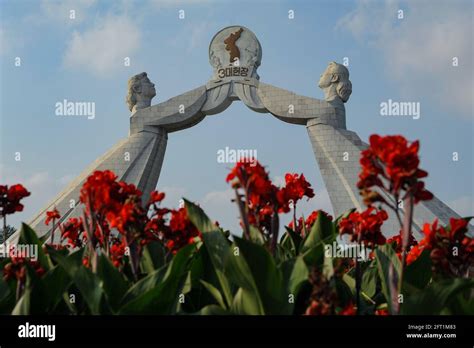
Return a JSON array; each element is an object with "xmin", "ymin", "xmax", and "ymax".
[
  {"xmin": 2, "ymin": 216, "xmax": 6, "ymax": 246},
  {"xmin": 270, "ymin": 210, "xmax": 279, "ymax": 256},
  {"xmin": 355, "ymin": 256, "xmax": 361, "ymax": 315},
  {"xmin": 234, "ymin": 189, "xmax": 250, "ymax": 240}
]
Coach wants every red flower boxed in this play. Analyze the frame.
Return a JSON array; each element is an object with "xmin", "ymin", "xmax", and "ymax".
[
  {"xmin": 339, "ymin": 207, "xmax": 388, "ymax": 248},
  {"xmin": 45, "ymin": 208, "xmax": 61, "ymax": 225},
  {"xmin": 148, "ymin": 191, "xmax": 165, "ymax": 206},
  {"xmin": 3, "ymin": 249, "xmax": 45, "ymax": 282},
  {"xmin": 277, "ymin": 173, "xmax": 315, "ymax": 213},
  {"xmin": 165, "ymin": 207, "xmax": 201, "ymax": 254},
  {"xmin": 110, "ymin": 238, "xmax": 126, "ymax": 268},
  {"xmin": 357, "ymin": 135, "xmax": 433, "ymax": 204},
  {"xmin": 60, "ymin": 217, "xmax": 85, "ymax": 248},
  {"xmin": 375, "ymin": 308, "xmax": 389, "ymax": 316},
  {"xmin": 386, "ymin": 231, "xmax": 418, "ymax": 262},
  {"xmin": 289, "ymin": 210, "xmax": 333, "ymax": 235},
  {"xmin": 338, "ymin": 303, "xmax": 356, "ymax": 316},
  {"xmin": 0, "ymin": 184, "xmax": 30, "ymax": 216},
  {"xmin": 420, "ymin": 218, "xmax": 473, "ymax": 276}
]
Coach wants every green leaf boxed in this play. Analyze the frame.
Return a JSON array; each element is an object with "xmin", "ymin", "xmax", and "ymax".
[
  {"xmin": 228, "ymin": 237, "xmax": 287, "ymax": 314},
  {"xmin": 119, "ymin": 243, "xmax": 195, "ymax": 314},
  {"xmin": 401, "ymin": 278, "xmax": 474, "ymax": 315},
  {"xmin": 301, "ymin": 212, "xmax": 335, "ymax": 252},
  {"xmin": 184, "ymin": 198, "xmax": 217, "ymax": 233},
  {"xmin": 18, "ymin": 223, "xmax": 51, "ymax": 271},
  {"xmin": 200, "ymin": 280, "xmax": 227, "ymax": 309},
  {"xmin": 403, "ymin": 249, "xmax": 432, "ymax": 291},
  {"xmin": 286, "ymin": 256, "xmax": 309, "ymax": 295},
  {"xmin": 361, "ymin": 264, "xmax": 378, "ymax": 298},
  {"xmin": 41, "ymin": 265, "xmax": 71, "ymax": 311},
  {"xmin": 140, "ymin": 241, "xmax": 166, "ymax": 274},
  {"xmin": 231, "ymin": 287, "xmax": 264, "ymax": 315},
  {"xmin": 185, "ymin": 199, "xmax": 234, "ymax": 308},
  {"xmin": 97, "ymin": 254, "xmax": 129, "ymax": 312},
  {"xmin": 197, "ymin": 304, "xmax": 231, "ymax": 315},
  {"xmin": 74, "ymin": 267, "xmax": 104, "ymax": 314},
  {"xmin": 375, "ymin": 244, "xmax": 402, "ymax": 314},
  {"xmin": 12, "ymin": 289, "xmax": 31, "ymax": 315}
]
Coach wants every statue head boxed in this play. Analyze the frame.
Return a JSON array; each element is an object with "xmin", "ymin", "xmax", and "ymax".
[
  {"xmin": 318, "ymin": 62, "xmax": 352, "ymax": 103},
  {"xmin": 126, "ymin": 72, "xmax": 156, "ymax": 112}
]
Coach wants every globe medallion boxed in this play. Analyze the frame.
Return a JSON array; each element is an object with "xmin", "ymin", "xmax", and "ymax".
[{"xmin": 208, "ymin": 26, "xmax": 262, "ymax": 80}]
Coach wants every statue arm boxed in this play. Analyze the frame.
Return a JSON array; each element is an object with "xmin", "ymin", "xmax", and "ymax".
[{"xmin": 130, "ymin": 85, "xmax": 208, "ymax": 134}]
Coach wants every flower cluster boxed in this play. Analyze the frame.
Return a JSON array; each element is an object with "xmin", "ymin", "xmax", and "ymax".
[
  {"xmin": 0, "ymin": 184, "xmax": 30, "ymax": 217},
  {"xmin": 288, "ymin": 210, "xmax": 332, "ymax": 236},
  {"xmin": 357, "ymin": 134, "xmax": 433, "ymax": 205},
  {"xmin": 3, "ymin": 249, "xmax": 45, "ymax": 283},
  {"xmin": 421, "ymin": 218, "xmax": 473, "ymax": 277},
  {"xmin": 59, "ymin": 217, "xmax": 86, "ymax": 248},
  {"xmin": 305, "ymin": 267, "xmax": 354, "ymax": 315},
  {"xmin": 386, "ymin": 232, "xmax": 420, "ymax": 265},
  {"xmin": 338, "ymin": 207, "xmax": 388, "ymax": 248},
  {"xmin": 227, "ymin": 159, "xmax": 315, "ymax": 238}
]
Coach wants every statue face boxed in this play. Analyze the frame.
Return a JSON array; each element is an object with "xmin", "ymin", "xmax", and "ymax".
[
  {"xmin": 140, "ymin": 77, "xmax": 156, "ymax": 98},
  {"xmin": 318, "ymin": 65, "xmax": 334, "ymax": 89}
]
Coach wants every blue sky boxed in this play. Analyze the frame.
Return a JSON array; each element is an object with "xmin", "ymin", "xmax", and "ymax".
[{"xmin": 1, "ymin": 0, "xmax": 473, "ymax": 232}]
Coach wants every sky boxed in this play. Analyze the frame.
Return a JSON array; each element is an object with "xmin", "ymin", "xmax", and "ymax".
[{"xmin": 0, "ymin": 0, "xmax": 473, "ymax": 233}]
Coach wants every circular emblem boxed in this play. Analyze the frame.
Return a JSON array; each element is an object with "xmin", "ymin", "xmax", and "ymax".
[{"xmin": 209, "ymin": 26, "xmax": 262, "ymax": 80}]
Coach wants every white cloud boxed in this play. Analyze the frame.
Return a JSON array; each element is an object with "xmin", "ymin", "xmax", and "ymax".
[
  {"xmin": 40, "ymin": 0, "xmax": 97, "ymax": 24},
  {"xmin": 337, "ymin": 0, "xmax": 473, "ymax": 118},
  {"xmin": 63, "ymin": 15, "xmax": 141, "ymax": 76}
]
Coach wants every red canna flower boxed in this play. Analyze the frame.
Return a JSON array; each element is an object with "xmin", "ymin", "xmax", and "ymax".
[
  {"xmin": 60, "ymin": 217, "xmax": 86, "ymax": 248},
  {"xmin": 339, "ymin": 207, "xmax": 388, "ymax": 248},
  {"xmin": 420, "ymin": 218, "xmax": 473, "ymax": 277},
  {"xmin": 3, "ymin": 249, "xmax": 45, "ymax": 282},
  {"xmin": 289, "ymin": 210, "xmax": 333, "ymax": 235},
  {"xmin": 148, "ymin": 191, "xmax": 166, "ymax": 206},
  {"xmin": 45, "ymin": 208, "xmax": 61, "ymax": 225},
  {"xmin": 165, "ymin": 207, "xmax": 201, "ymax": 254},
  {"xmin": 357, "ymin": 135, "xmax": 433, "ymax": 204},
  {"xmin": 338, "ymin": 303, "xmax": 356, "ymax": 316},
  {"xmin": 110, "ymin": 238, "xmax": 127, "ymax": 268},
  {"xmin": 277, "ymin": 173, "xmax": 315, "ymax": 213},
  {"xmin": 0, "ymin": 184, "xmax": 31, "ymax": 217}
]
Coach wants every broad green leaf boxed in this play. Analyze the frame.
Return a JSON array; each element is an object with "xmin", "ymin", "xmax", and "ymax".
[
  {"xmin": 231, "ymin": 287, "xmax": 264, "ymax": 315},
  {"xmin": 401, "ymin": 278, "xmax": 474, "ymax": 315},
  {"xmin": 286, "ymin": 256, "xmax": 309, "ymax": 295},
  {"xmin": 361, "ymin": 265, "xmax": 378, "ymax": 298},
  {"xmin": 18, "ymin": 223, "xmax": 51, "ymax": 271},
  {"xmin": 200, "ymin": 280, "xmax": 226, "ymax": 309},
  {"xmin": 140, "ymin": 241, "xmax": 166, "ymax": 274},
  {"xmin": 119, "ymin": 243, "xmax": 195, "ymax": 314},
  {"xmin": 197, "ymin": 304, "xmax": 231, "ymax": 315},
  {"xmin": 185, "ymin": 200, "xmax": 234, "ymax": 307},
  {"xmin": 228, "ymin": 237, "xmax": 287, "ymax": 314},
  {"xmin": 375, "ymin": 244, "xmax": 402, "ymax": 314},
  {"xmin": 403, "ymin": 249, "xmax": 432, "ymax": 291},
  {"xmin": 12, "ymin": 288, "xmax": 31, "ymax": 315},
  {"xmin": 97, "ymin": 254, "xmax": 129, "ymax": 312},
  {"xmin": 302, "ymin": 212, "xmax": 335, "ymax": 252}
]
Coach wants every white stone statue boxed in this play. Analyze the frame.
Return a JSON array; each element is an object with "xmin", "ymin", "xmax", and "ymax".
[
  {"xmin": 318, "ymin": 62, "xmax": 352, "ymax": 105},
  {"xmin": 126, "ymin": 72, "xmax": 156, "ymax": 113}
]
